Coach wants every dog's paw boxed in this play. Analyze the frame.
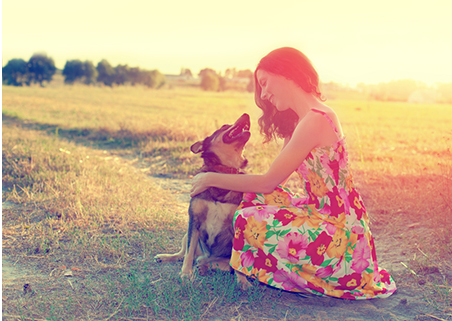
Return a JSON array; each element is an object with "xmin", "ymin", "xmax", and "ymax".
[
  {"xmin": 179, "ymin": 270, "xmax": 194, "ymax": 281},
  {"xmin": 197, "ymin": 264, "xmax": 208, "ymax": 276},
  {"xmin": 239, "ymin": 279, "xmax": 253, "ymax": 290},
  {"xmin": 235, "ymin": 272, "xmax": 253, "ymax": 290}
]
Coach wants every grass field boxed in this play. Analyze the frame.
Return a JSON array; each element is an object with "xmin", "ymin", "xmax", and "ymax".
[{"xmin": 2, "ymin": 83, "xmax": 452, "ymax": 320}]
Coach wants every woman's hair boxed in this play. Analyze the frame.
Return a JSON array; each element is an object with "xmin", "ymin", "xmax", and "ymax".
[{"xmin": 254, "ymin": 47, "xmax": 325, "ymax": 143}]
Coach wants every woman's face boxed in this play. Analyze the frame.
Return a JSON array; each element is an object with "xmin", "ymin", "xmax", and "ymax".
[{"xmin": 256, "ymin": 69, "xmax": 294, "ymax": 112}]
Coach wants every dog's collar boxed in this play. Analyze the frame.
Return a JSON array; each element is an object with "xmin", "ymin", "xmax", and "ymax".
[{"xmin": 200, "ymin": 164, "xmax": 242, "ymax": 174}]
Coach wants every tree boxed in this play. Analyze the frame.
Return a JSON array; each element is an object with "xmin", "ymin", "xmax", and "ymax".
[
  {"xmin": 246, "ymin": 76, "xmax": 255, "ymax": 93},
  {"xmin": 2, "ymin": 58, "xmax": 29, "ymax": 86},
  {"xmin": 63, "ymin": 60, "xmax": 98, "ymax": 85},
  {"xmin": 198, "ymin": 68, "xmax": 217, "ymax": 78},
  {"xmin": 142, "ymin": 69, "xmax": 166, "ymax": 88},
  {"xmin": 436, "ymin": 82, "xmax": 452, "ymax": 103},
  {"xmin": 113, "ymin": 65, "xmax": 130, "ymax": 85},
  {"xmin": 63, "ymin": 60, "xmax": 85, "ymax": 84},
  {"xmin": 370, "ymin": 79, "xmax": 419, "ymax": 101},
  {"xmin": 218, "ymin": 76, "xmax": 226, "ymax": 92},
  {"xmin": 128, "ymin": 67, "xmax": 142, "ymax": 85},
  {"xmin": 237, "ymin": 69, "xmax": 253, "ymax": 79},
  {"xmin": 200, "ymin": 71, "xmax": 219, "ymax": 91},
  {"xmin": 82, "ymin": 61, "xmax": 98, "ymax": 85},
  {"xmin": 27, "ymin": 53, "xmax": 56, "ymax": 86},
  {"xmin": 224, "ymin": 68, "xmax": 237, "ymax": 79},
  {"xmin": 180, "ymin": 68, "xmax": 193, "ymax": 78},
  {"xmin": 96, "ymin": 59, "xmax": 115, "ymax": 86}
]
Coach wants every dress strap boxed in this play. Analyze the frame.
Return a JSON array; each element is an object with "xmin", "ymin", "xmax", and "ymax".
[{"xmin": 310, "ymin": 108, "xmax": 341, "ymax": 138}]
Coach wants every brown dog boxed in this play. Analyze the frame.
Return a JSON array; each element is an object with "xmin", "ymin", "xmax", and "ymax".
[{"xmin": 154, "ymin": 113, "xmax": 251, "ymax": 288}]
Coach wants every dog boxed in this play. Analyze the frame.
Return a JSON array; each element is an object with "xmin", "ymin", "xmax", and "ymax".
[{"xmin": 154, "ymin": 113, "xmax": 251, "ymax": 288}]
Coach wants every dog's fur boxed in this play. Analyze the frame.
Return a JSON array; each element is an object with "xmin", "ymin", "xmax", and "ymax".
[{"xmin": 154, "ymin": 113, "xmax": 251, "ymax": 288}]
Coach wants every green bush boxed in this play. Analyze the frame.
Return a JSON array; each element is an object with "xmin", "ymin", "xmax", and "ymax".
[
  {"xmin": 142, "ymin": 69, "xmax": 166, "ymax": 89},
  {"xmin": 201, "ymin": 72, "xmax": 219, "ymax": 91}
]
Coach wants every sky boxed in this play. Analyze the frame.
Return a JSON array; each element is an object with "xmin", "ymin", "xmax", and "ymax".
[{"xmin": 2, "ymin": 0, "xmax": 452, "ymax": 86}]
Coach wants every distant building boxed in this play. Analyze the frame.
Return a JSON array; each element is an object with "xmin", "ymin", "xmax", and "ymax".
[
  {"xmin": 408, "ymin": 89, "xmax": 437, "ymax": 104},
  {"xmin": 164, "ymin": 74, "xmax": 193, "ymax": 81}
]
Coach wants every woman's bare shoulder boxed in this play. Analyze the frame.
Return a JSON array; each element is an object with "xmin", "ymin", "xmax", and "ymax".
[
  {"xmin": 310, "ymin": 105, "xmax": 344, "ymax": 138},
  {"xmin": 311, "ymin": 104, "xmax": 336, "ymax": 118}
]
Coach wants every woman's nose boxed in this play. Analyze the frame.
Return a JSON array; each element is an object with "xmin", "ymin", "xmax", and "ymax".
[{"xmin": 260, "ymin": 87, "xmax": 268, "ymax": 100}]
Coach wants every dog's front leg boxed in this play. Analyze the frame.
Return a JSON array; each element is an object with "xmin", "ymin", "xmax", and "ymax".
[{"xmin": 180, "ymin": 229, "xmax": 200, "ymax": 278}]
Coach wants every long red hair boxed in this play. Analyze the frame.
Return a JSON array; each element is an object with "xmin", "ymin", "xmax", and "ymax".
[{"xmin": 254, "ymin": 47, "xmax": 325, "ymax": 143}]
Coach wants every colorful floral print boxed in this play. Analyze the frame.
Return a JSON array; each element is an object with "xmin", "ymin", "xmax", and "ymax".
[
  {"xmin": 276, "ymin": 232, "xmax": 309, "ymax": 263},
  {"xmin": 306, "ymin": 170, "xmax": 329, "ymax": 198},
  {"xmin": 230, "ymin": 109, "xmax": 397, "ymax": 300},
  {"xmin": 265, "ymin": 189, "xmax": 292, "ymax": 207},
  {"xmin": 306, "ymin": 231, "xmax": 332, "ymax": 266},
  {"xmin": 243, "ymin": 216, "xmax": 268, "ymax": 250}
]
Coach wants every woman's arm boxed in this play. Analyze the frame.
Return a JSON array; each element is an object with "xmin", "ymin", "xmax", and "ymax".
[
  {"xmin": 191, "ymin": 172, "xmax": 276, "ymax": 196},
  {"xmin": 190, "ymin": 112, "xmax": 333, "ymax": 197}
]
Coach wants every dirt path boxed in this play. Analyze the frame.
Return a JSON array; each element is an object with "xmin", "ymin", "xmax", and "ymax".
[{"xmin": 2, "ymin": 201, "xmax": 48, "ymax": 290}]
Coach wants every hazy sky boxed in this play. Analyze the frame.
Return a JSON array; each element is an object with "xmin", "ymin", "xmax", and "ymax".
[{"xmin": 3, "ymin": 0, "xmax": 452, "ymax": 85}]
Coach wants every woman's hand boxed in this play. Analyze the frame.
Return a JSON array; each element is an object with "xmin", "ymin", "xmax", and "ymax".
[{"xmin": 190, "ymin": 172, "xmax": 210, "ymax": 197}]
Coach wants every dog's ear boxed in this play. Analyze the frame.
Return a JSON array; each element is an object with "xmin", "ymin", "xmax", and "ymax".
[{"xmin": 190, "ymin": 141, "xmax": 203, "ymax": 154}]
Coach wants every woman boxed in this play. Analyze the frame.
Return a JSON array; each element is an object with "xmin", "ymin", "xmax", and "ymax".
[{"xmin": 191, "ymin": 47, "xmax": 397, "ymax": 300}]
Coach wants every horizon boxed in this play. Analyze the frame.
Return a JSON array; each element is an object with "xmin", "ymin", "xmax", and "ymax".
[{"xmin": 3, "ymin": 0, "xmax": 452, "ymax": 86}]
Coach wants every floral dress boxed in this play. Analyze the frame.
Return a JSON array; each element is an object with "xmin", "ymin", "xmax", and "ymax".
[{"xmin": 230, "ymin": 109, "xmax": 397, "ymax": 299}]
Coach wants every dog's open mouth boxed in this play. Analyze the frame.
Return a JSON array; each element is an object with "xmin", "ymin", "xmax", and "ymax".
[{"xmin": 223, "ymin": 113, "xmax": 251, "ymax": 145}]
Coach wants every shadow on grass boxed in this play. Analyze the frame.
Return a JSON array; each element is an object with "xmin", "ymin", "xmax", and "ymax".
[
  {"xmin": 2, "ymin": 113, "xmax": 202, "ymax": 178},
  {"xmin": 2, "ymin": 113, "xmax": 195, "ymax": 150}
]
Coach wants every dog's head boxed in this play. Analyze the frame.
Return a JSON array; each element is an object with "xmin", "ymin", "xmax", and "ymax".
[{"xmin": 190, "ymin": 113, "xmax": 251, "ymax": 171}]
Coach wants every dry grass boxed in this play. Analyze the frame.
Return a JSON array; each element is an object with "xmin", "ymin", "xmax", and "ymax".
[
  {"xmin": 2, "ymin": 84, "xmax": 452, "ymax": 320},
  {"xmin": 333, "ymin": 100, "xmax": 452, "ymax": 249},
  {"xmin": 2, "ymin": 123, "xmax": 185, "ymax": 264}
]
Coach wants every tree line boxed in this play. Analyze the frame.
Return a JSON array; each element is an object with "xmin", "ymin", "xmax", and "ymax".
[
  {"xmin": 2, "ymin": 53, "xmax": 165, "ymax": 89},
  {"xmin": 2, "ymin": 53, "xmax": 57, "ymax": 87},
  {"xmin": 1, "ymin": 53, "xmax": 254, "ymax": 92},
  {"xmin": 324, "ymin": 80, "xmax": 452, "ymax": 104},
  {"xmin": 2, "ymin": 52, "xmax": 254, "ymax": 92},
  {"xmin": 70, "ymin": 59, "xmax": 166, "ymax": 88},
  {"xmin": 198, "ymin": 68, "xmax": 254, "ymax": 92},
  {"xmin": 4, "ymin": 53, "xmax": 451, "ymax": 102}
]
